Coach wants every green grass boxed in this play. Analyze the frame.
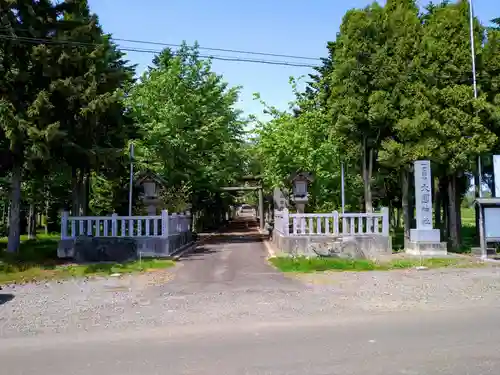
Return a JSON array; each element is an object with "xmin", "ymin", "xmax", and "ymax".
[
  {"xmin": 0, "ymin": 232, "xmax": 61, "ymax": 265},
  {"xmin": 0, "ymin": 231, "xmax": 175, "ymax": 285},
  {"xmin": 461, "ymin": 207, "xmax": 476, "ymax": 226},
  {"xmin": 0, "ymin": 258, "xmax": 175, "ymax": 285},
  {"xmin": 269, "ymin": 256, "xmax": 484, "ymax": 273}
]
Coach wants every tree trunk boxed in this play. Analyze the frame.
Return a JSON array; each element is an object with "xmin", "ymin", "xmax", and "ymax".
[
  {"xmin": 455, "ymin": 179, "xmax": 463, "ymax": 245},
  {"xmin": 46, "ymin": 203, "xmax": 60, "ymax": 233},
  {"xmin": 447, "ymin": 174, "xmax": 461, "ymax": 250},
  {"xmin": 7, "ymin": 162, "xmax": 22, "ymax": 253},
  {"xmin": 492, "ymin": 172, "xmax": 496, "ymax": 198},
  {"xmin": 474, "ymin": 173, "xmax": 480, "ymax": 244},
  {"xmin": 28, "ymin": 203, "xmax": 37, "ymax": 240},
  {"xmin": 396, "ymin": 207, "xmax": 401, "ymax": 229},
  {"xmin": 389, "ymin": 201, "xmax": 394, "ymax": 229},
  {"xmin": 367, "ymin": 148, "xmax": 374, "ymax": 212},
  {"xmin": 1, "ymin": 202, "xmax": 6, "ymax": 228},
  {"xmin": 362, "ymin": 138, "xmax": 373, "ymax": 213},
  {"xmin": 402, "ymin": 169, "xmax": 411, "ymax": 249},
  {"xmin": 434, "ymin": 177, "xmax": 441, "ymax": 229},
  {"xmin": 83, "ymin": 170, "xmax": 91, "ymax": 215},
  {"xmin": 72, "ymin": 167, "xmax": 88, "ymax": 216},
  {"xmin": 44, "ymin": 199, "xmax": 49, "ymax": 234},
  {"xmin": 439, "ymin": 176, "xmax": 448, "ymax": 240},
  {"xmin": 71, "ymin": 167, "xmax": 80, "ymax": 216}
]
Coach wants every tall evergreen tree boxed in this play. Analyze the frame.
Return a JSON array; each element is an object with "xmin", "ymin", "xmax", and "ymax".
[{"xmin": 0, "ymin": 0, "xmax": 65, "ymax": 252}]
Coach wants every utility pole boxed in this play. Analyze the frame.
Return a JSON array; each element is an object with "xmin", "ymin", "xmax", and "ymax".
[
  {"xmin": 128, "ymin": 143, "xmax": 134, "ymax": 217},
  {"xmin": 468, "ymin": 0, "xmax": 486, "ymax": 258}
]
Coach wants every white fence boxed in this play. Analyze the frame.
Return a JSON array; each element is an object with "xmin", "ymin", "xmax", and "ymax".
[
  {"xmin": 274, "ymin": 208, "xmax": 389, "ymax": 237},
  {"xmin": 61, "ymin": 210, "xmax": 191, "ymax": 240}
]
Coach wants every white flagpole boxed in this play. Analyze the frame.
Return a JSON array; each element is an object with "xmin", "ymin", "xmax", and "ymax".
[{"xmin": 468, "ymin": 0, "xmax": 486, "ymax": 259}]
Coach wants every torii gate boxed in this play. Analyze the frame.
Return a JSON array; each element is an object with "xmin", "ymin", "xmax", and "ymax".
[{"xmin": 221, "ymin": 175, "xmax": 264, "ymax": 230}]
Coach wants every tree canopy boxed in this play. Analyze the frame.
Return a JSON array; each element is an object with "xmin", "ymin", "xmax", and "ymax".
[
  {"xmin": 127, "ymin": 44, "xmax": 247, "ymax": 229},
  {"xmin": 252, "ymin": 0, "xmax": 500, "ymax": 251}
]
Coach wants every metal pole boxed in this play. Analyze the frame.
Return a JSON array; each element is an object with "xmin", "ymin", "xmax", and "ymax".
[
  {"xmin": 341, "ymin": 162, "xmax": 345, "ymax": 214},
  {"xmin": 258, "ymin": 187, "xmax": 264, "ymax": 230},
  {"xmin": 468, "ymin": 0, "xmax": 478, "ymax": 100},
  {"xmin": 468, "ymin": 0, "xmax": 486, "ymax": 258},
  {"xmin": 128, "ymin": 143, "xmax": 134, "ymax": 217}
]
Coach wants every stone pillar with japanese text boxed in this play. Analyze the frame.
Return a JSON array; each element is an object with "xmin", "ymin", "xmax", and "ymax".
[{"xmin": 406, "ymin": 160, "xmax": 447, "ymax": 256}]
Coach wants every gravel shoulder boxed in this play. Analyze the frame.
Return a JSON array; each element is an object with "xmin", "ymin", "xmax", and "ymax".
[
  {"xmin": 2, "ymin": 218, "xmax": 500, "ymax": 340},
  {"xmin": 2, "ymin": 265, "xmax": 500, "ymax": 340}
]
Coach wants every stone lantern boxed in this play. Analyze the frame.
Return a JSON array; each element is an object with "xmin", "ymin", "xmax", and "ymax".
[
  {"xmin": 289, "ymin": 172, "xmax": 314, "ymax": 213},
  {"xmin": 136, "ymin": 171, "xmax": 167, "ymax": 216}
]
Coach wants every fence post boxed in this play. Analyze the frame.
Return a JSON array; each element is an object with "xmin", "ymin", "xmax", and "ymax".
[
  {"xmin": 128, "ymin": 216, "xmax": 134, "ymax": 237},
  {"xmin": 333, "ymin": 211, "xmax": 339, "ymax": 235},
  {"xmin": 181, "ymin": 212, "xmax": 186, "ymax": 232},
  {"xmin": 161, "ymin": 210, "xmax": 169, "ymax": 238},
  {"xmin": 61, "ymin": 211, "xmax": 69, "ymax": 239},
  {"xmin": 283, "ymin": 208, "xmax": 289, "ymax": 235},
  {"xmin": 381, "ymin": 207, "xmax": 389, "ymax": 236},
  {"xmin": 111, "ymin": 213, "xmax": 118, "ymax": 236},
  {"xmin": 171, "ymin": 213, "xmax": 178, "ymax": 234},
  {"xmin": 185, "ymin": 210, "xmax": 191, "ymax": 231}
]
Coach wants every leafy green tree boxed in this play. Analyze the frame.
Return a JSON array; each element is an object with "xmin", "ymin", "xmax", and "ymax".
[
  {"xmin": 127, "ymin": 43, "xmax": 245, "ymax": 228},
  {"xmin": 253, "ymin": 81, "xmax": 357, "ymax": 213}
]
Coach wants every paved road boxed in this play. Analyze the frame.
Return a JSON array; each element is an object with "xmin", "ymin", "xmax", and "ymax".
[
  {"xmin": 2, "ymin": 306, "xmax": 500, "ymax": 375},
  {"xmin": 166, "ymin": 215, "xmax": 302, "ymax": 294}
]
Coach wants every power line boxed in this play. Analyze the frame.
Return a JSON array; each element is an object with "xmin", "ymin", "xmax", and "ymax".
[
  {"xmin": 0, "ymin": 32, "xmax": 320, "ymax": 68},
  {"xmin": 0, "ymin": 25, "xmax": 321, "ymax": 62},
  {"xmin": 112, "ymin": 37, "xmax": 321, "ymax": 62}
]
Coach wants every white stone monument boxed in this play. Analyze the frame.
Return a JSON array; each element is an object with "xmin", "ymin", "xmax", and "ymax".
[{"xmin": 406, "ymin": 160, "xmax": 447, "ymax": 256}]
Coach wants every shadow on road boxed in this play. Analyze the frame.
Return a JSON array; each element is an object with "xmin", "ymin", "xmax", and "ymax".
[
  {"xmin": 204, "ymin": 233, "xmax": 264, "ymax": 245},
  {"xmin": 178, "ymin": 217, "xmax": 265, "ymax": 262},
  {"xmin": 178, "ymin": 246, "xmax": 219, "ymax": 261},
  {"xmin": 0, "ymin": 293, "xmax": 14, "ymax": 305},
  {"xmin": 193, "ymin": 216, "xmax": 265, "ymax": 247}
]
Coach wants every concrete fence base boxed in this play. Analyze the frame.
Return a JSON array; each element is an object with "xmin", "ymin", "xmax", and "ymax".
[
  {"xmin": 272, "ymin": 230, "xmax": 392, "ymax": 260},
  {"xmin": 58, "ymin": 232, "xmax": 193, "ymax": 260}
]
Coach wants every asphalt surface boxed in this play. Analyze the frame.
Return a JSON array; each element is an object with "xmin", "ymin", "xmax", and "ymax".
[
  {"xmin": 2, "ymin": 307, "xmax": 500, "ymax": 375},
  {"xmin": 1, "ymin": 215, "xmax": 500, "ymax": 374},
  {"xmin": 166, "ymin": 215, "xmax": 302, "ymax": 294}
]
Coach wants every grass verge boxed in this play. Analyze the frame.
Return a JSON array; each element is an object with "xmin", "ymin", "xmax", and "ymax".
[
  {"xmin": 0, "ymin": 232, "xmax": 176, "ymax": 285},
  {"xmin": 269, "ymin": 256, "xmax": 486, "ymax": 273},
  {"xmin": 0, "ymin": 258, "xmax": 175, "ymax": 285}
]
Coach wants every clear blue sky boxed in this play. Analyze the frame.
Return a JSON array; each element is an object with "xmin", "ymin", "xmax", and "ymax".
[{"xmin": 87, "ymin": 0, "xmax": 496, "ymax": 119}]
